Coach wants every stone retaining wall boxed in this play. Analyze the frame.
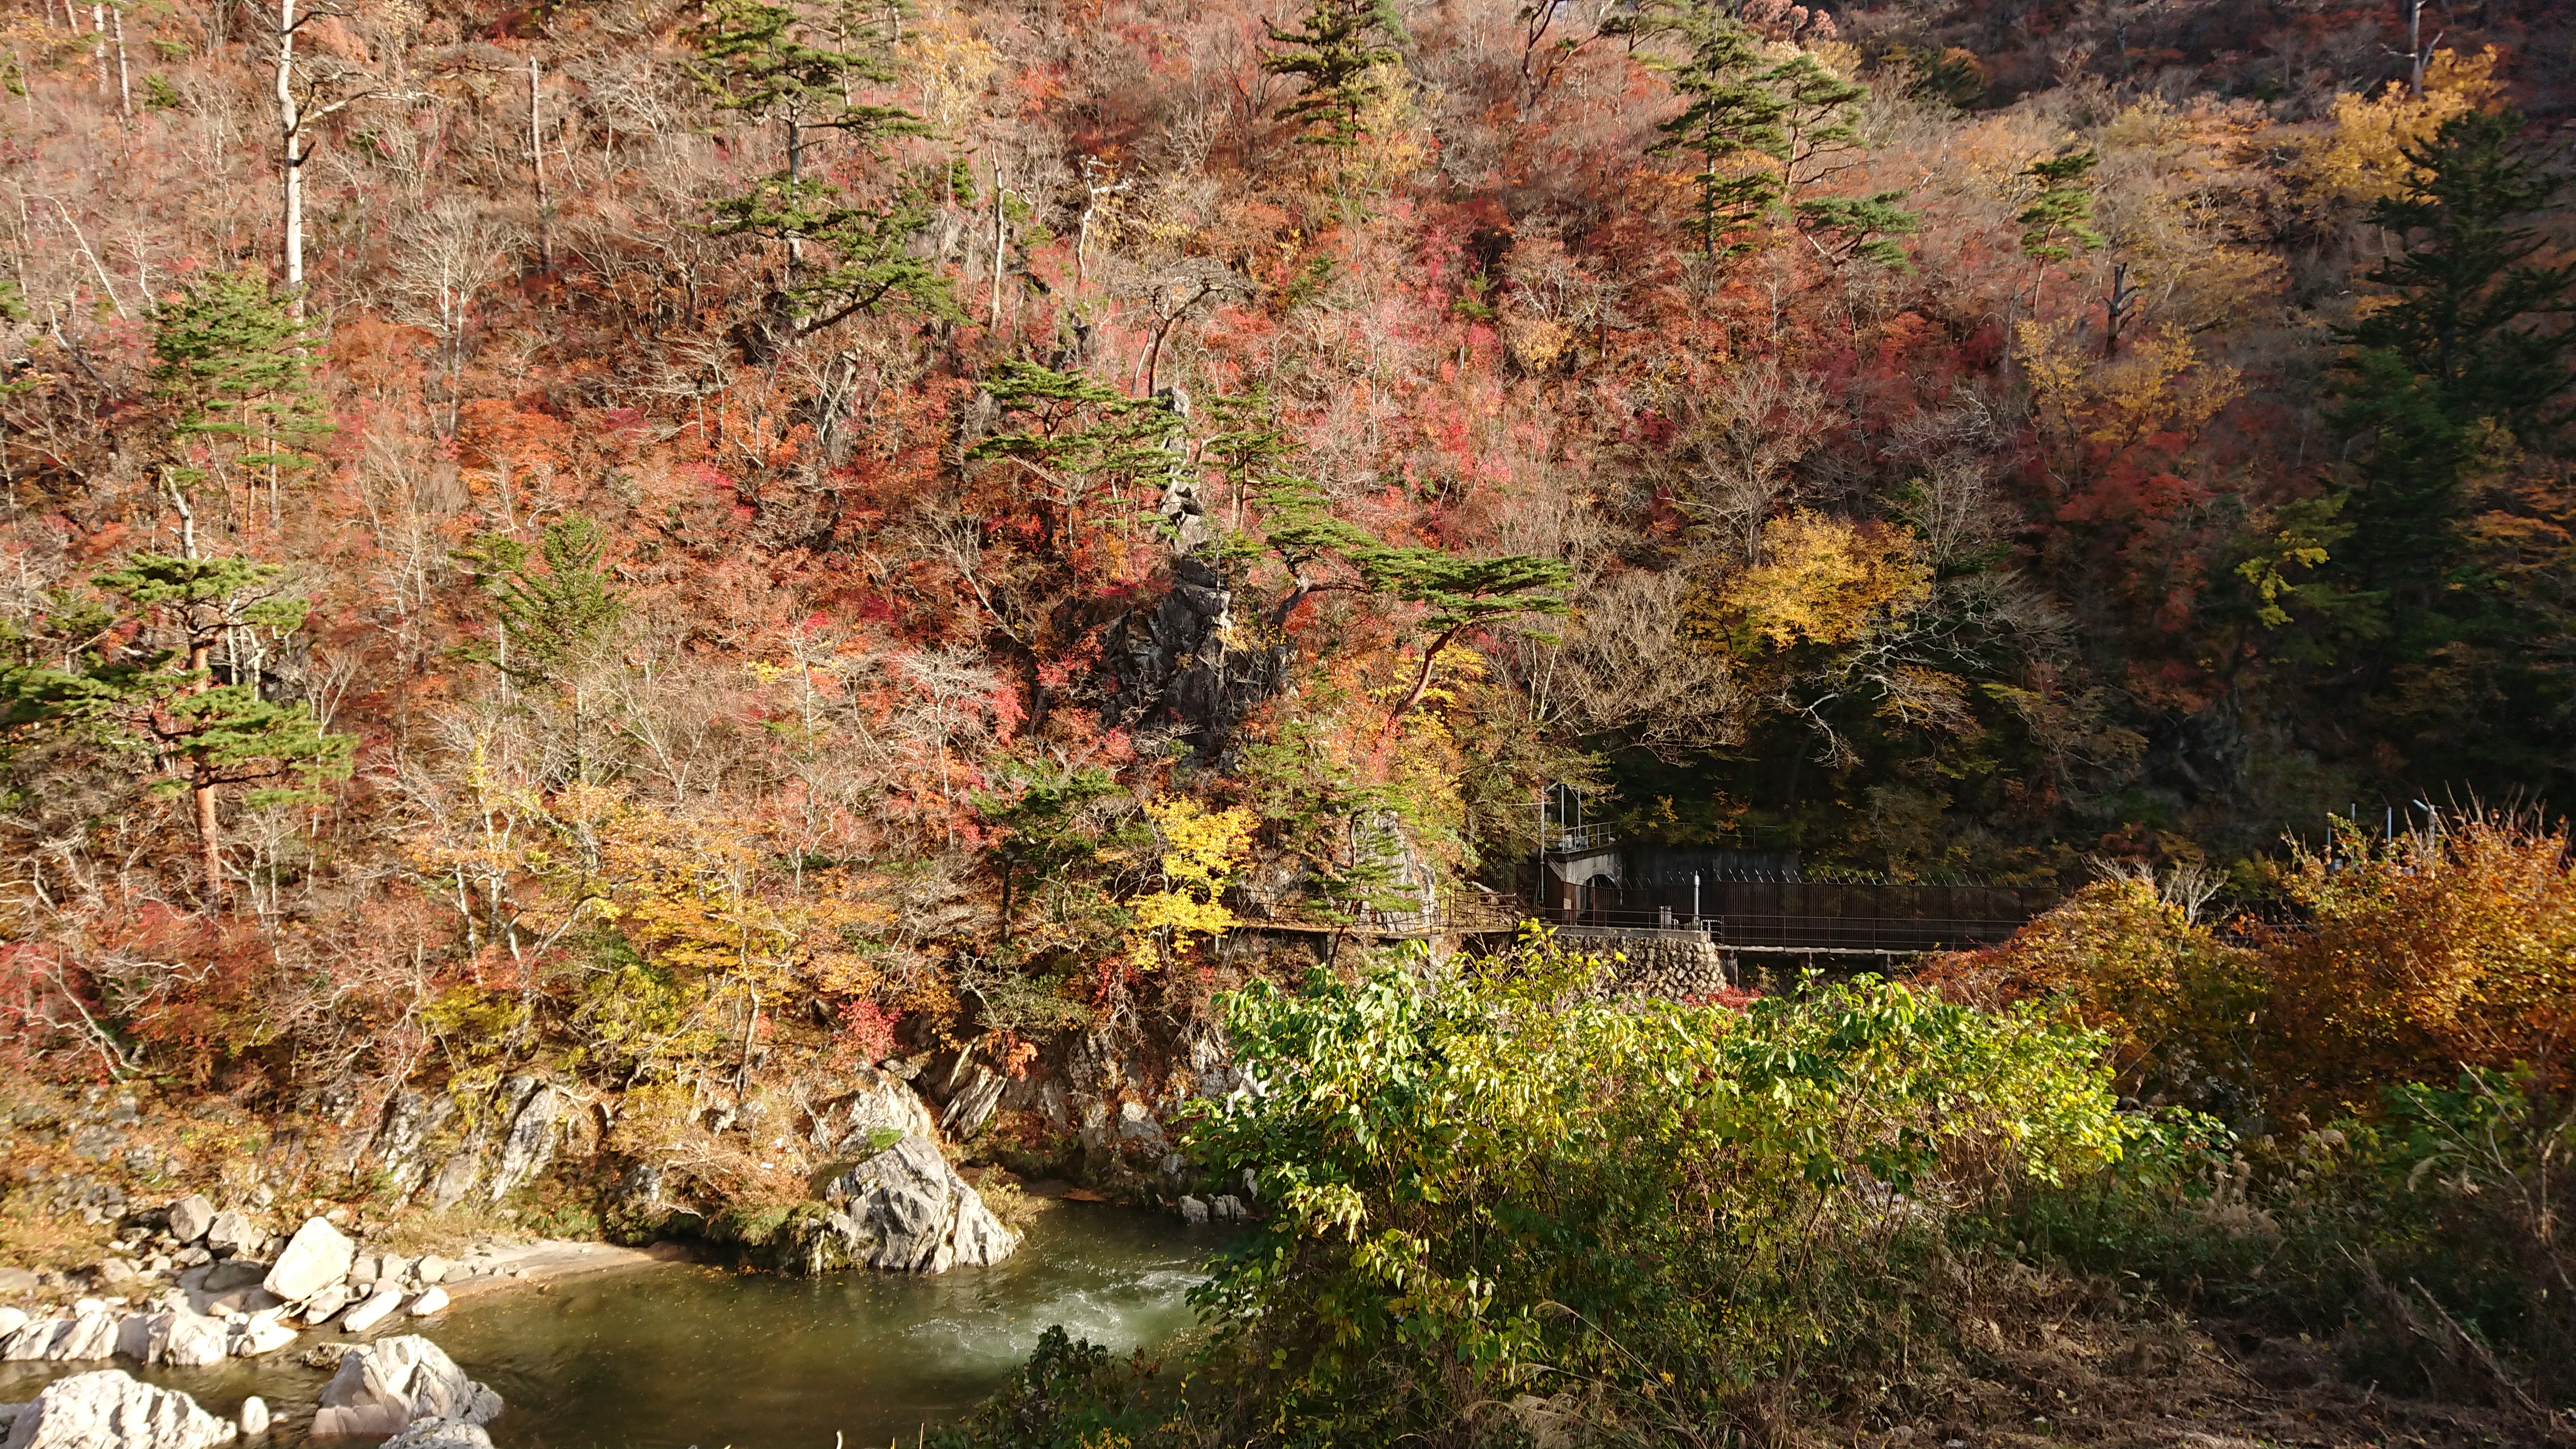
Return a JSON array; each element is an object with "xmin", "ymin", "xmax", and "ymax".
[{"xmin": 1564, "ymin": 933, "xmax": 1732, "ymax": 1000}]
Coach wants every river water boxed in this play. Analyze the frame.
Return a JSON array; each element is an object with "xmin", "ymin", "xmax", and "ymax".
[{"xmin": 0, "ymin": 1205, "xmax": 1221, "ymax": 1448}]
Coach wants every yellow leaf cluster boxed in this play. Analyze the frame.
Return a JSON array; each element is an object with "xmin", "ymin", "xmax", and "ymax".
[
  {"xmin": 899, "ymin": 5, "xmax": 1002, "ymax": 139},
  {"xmin": 1720, "ymin": 510, "xmax": 1932, "ymax": 650},
  {"xmin": 1126, "ymin": 798, "xmax": 1259, "ymax": 965},
  {"xmin": 2302, "ymin": 48, "xmax": 2503, "ymax": 209},
  {"xmin": 1343, "ymin": 64, "xmax": 1434, "ymax": 196},
  {"xmin": 2018, "ymin": 320, "xmax": 2242, "ymax": 454}
]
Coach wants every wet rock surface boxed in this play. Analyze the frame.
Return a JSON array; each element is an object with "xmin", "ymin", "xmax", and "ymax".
[
  {"xmin": 309, "ymin": 1335, "xmax": 502, "ymax": 1438},
  {"xmin": 815, "ymin": 1135, "xmax": 1018, "ymax": 1273},
  {"xmin": 0, "ymin": 1369, "xmax": 238, "ymax": 1449}
]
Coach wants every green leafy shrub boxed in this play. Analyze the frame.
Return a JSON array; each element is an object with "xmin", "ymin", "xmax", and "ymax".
[{"xmin": 951, "ymin": 933, "xmax": 2136, "ymax": 1447}]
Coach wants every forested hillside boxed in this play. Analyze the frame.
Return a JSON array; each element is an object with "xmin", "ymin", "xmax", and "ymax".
[{"xmin": 2, "ymin": 0, "xmax": 2575, "ymax": 1288}]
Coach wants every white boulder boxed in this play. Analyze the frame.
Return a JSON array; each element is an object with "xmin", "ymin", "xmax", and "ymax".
[
  {"xmin": 309, "ymin": 1336, "xmax": 502, "ymax": 1438},
  {"xmin": 228, "ymin": 1315, "xmax": 295, "ymax": 1357},
  {"xmin": 0, "ymin": 1309, "xmax": 25, "ymax": 1341},
  {"xmin": 235, "ymin": 1398, "xmax": 267, "ymax": 1437},
  {"xmin": 165, "ymin": 1197, "xmax": 216, "ymax": 1246},
  {"xmin": 0, "ymin": 1369, "xmax": 238, "ymax": 1449},
  {"xmin": 337, "ymin": 1288, "xmax": 403, "ymax": 1336},
  {"xmin": 200, "ymin": 1213, "xmax": 257, "ymax": 1261},
  {"xmin": 158, "ymin": 1312, "xmax": 230, "ymax": 1369},
  {"xmin": 296, "ymin": 1283, "xmax": 352, "ymax": 1326},
  {"xmin": 46, "ymin": 1313, "xmax": 117, "ymax": 1362},
  {"xmin": 261, "ymin": 1220, "xmax": 354, "ymax": 1304},
  {"xmin": 405, "ymin": 1288, "xmax": 449, "ymax": 1318},
  {"xmin": 2, "ymin": 1320, "xmax": 65, "ymax": 1362}
]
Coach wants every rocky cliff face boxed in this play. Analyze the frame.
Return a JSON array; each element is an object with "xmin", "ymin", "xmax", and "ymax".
[{"xmin": 1097, "ymin": 556, "xmax": 1287, "ymax": 766}]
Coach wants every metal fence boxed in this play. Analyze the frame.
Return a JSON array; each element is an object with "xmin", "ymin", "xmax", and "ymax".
[{"xmin": 1545, "ymin": 880, "xmax": 2056, "ymax": 953}]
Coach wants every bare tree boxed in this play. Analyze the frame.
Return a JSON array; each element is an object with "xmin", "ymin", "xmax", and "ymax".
[
  {"xmin": 267, "ymin": 0, "xmax": 388, "ymax": 313},
  {"xmin": 388, "ymin": 199, "xmax": 520, "ymax": 437}
]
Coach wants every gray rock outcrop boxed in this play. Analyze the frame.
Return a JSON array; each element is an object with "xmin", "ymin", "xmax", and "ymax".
[
  {"xmin": 0, "ymin": 1369, "xmax": 238, "ymax": 1449},
  {"xmin": 807, "ymin": 1070, "xmax": 938, "ymax": 1156},
  {"xmin": 817, "ymin": 1134, "xmax": 1017, "ymax": 1273},
  {"xmin": 484, "ymin": 1079, "xmax": 566, "ymax": 1203},
  {"xmin": 363, "ymin": 1093, "xmax": 454, "ymax": 1199},
  {"xmin": 310, "ymin": 1336, "xmax": 502, "ymax": 1437},
  {"xmin": 937, "ymin": 1066, "xmax": 1007, "ymax": 1139}
]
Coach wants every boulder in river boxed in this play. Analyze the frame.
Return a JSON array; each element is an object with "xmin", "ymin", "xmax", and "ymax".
[
  {"xmin": 818, "ymin": 1133, "xmax": 1017, "ymax": 1273},
  {"xmin": 310, "ymin": 1335, "xmax": 502, "ymax": 1437},
  {"xmin": 45, "ymin": 1313, "xmax": 116, "ymax": 1363},
  {"xmin": 262, "ymin": 1219, "xmax": 354, "ymax": 1303},
  {"xmin": 0, "ymin": 1368, "xmax": 238, "ymax": 1449},
  {"xmin": 297, "ymin": 1283, "xmax": 352, "ymax": 1326},
  {"xmin": 157, "ymin": 1311, "xmax": 231, "ymax": 1369},
  {"xmin": 3, "ymin": 1321, "xmax": 67, "ymax": 1363},
  {"xmin": 228, "ymin": 1314, "xmax": 296, "ymax": 1358},
  {"xmin": 379, "ymin": 1421, "xmax": 491, "ymax": 1449},
  {"xmin": 337, "ymin": 1288, "xmax": 403, "ymax": 1335}
]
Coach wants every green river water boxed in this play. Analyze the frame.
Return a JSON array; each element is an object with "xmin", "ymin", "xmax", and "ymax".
[{"xmin": 0, "ymin": 1205, "xmax": 1222, "ymax": 1448}]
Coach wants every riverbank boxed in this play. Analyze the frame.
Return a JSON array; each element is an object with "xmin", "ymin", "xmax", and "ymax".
[{"xmin": 1, "ymin": 1204, "xmax": 1221, "ymax": 1448}]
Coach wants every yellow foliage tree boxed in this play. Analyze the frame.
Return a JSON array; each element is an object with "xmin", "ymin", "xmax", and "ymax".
[
  {"xmin": 2301, "ymin": 47, "xmax": 2504, "ymax": 209},
  {"xmin": 1718, "ymin": 509, "xmax": 1932, "ymax": 649},
  {"xmin": 1126, "ymin": 798, "xmax": 1259, "ymax": 968}
]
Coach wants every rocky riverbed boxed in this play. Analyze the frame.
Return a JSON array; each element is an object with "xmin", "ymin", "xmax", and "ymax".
[{"xmin": 0, "ymin": 1204, "xmax": 1221, "ymax": 1449}]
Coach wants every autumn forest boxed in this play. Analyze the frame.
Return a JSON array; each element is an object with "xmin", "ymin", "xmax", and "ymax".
[{"xmin": 3, "ymin": 0, "xmax": 2576, "ymax": 1441}]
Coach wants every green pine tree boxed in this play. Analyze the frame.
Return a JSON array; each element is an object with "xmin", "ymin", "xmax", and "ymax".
[
  {"xmin": 2323, "ymin": 107, "xmax": 2576, "ymax": 787},
  {"xmin": 2017, "ymin": 148, "xmax": 2104, "ymax": 301},
  {"xmin": 2334, "ymin": 109, "xmax": 2575, "ymax": 588},
  {"xmin": 692, "ymin": 0, "xmax": 956, "ymax": 329},
  {"xmin": 149, "ymin": 267, "xmax": 332, "ymax": 532},
  {"xmin": 1648, "ymin": 10, "xmax": 1784, "ymax": 257},
  {"xmin": 3, "ymin": 554, "xmax": 353, "ymax": 905},
  {"xmin": 1262, "ymin": 0, "xmax": 1407, "ymax": 150},
  {"xmin": 1796, "ymin": 191, "xmax": 1920, "ymax": 269},
  {"xmin": 454, "ymin": 513, "xmax": 629, "ymax": 685}
]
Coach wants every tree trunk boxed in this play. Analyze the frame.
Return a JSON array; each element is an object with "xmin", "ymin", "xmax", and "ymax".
[
  {"xmin": 109, "ymin": 3, "xmax": 129, "ymax": 117},
  {"xmin": 2408, "ymin": 0, "xmax": 2426, "ymax": 97},
  {"xmin": 528, "ymin": 58, "xmax": 549, "ymax": 271},
  {"xmin": 186, "ymin": 630, "xmax": 222, "ymax": 903},
  {"xmin": 194, "ymin": 775, "xmax": 224, "ymax": 904},
  {"xmin": 783, "ymin": 117, "xmax": 800, "ymax": 277},
  {"xmin": 275, "ymin": 0, "xmax": 303, "ymax": 314}
]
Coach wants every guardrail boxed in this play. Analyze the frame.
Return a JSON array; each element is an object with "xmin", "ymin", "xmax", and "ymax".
[
  {"xmin": 1542, "ymin": 822, "xmax": 1617, "ymax": 853},
  {"xmin": 1542, "ymin": 905, "xmax": 2036, "ymax": 953}
]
